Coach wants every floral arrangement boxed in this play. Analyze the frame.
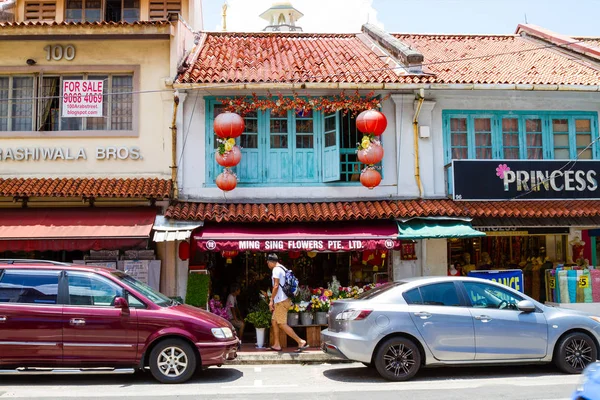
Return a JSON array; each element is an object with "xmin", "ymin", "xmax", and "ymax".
[
  {"xmin": 297, "ymin": 301, "xmax": 311, "ymax": 313},
  {"xmin": 217, "ymin": 137, "xmax": 237, "ymax": 155},
  {"xmin": 288, "ymin": 303, "xmax": 300, "ymax": 313},
  {"xmin": 311, "ymin": 295, "xmax": 331, "ymax": 312},
  {"xmin": 208, "ymin": 296, "xmax": 229, "ymax": 320},
  {"xmin": 218, "ymin": 91, "xmax": 390, "ymax": 117}
]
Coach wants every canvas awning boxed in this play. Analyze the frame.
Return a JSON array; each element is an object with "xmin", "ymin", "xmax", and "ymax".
[
  {"xmin": 397, "ymin": 218, "xmax": 485, "ymax": 240},
  {"xmin": 152, "ymin": 215, "xmax": 203, "ymax": 242},
  {"xmin": 0, "ymin": 207, "xmax": 157, "ymax": 252},
  {"xmin": 193, "ymin": 221, "xmax": 401, "ymax": 252}
]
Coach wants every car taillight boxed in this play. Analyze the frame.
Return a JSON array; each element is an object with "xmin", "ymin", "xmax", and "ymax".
[{"xmin": 335, "ymin": 309, "xmax": 373, "ymax": 321}]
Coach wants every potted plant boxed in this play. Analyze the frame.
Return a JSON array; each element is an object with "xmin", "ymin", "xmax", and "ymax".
[
  {"xmin": 245, "ymin": 302, "xmax": 271, "ymax": 348},
  {"xmin": 287, "ymin": 302, "xmax": 300, "ymax": 326},
  {"xmin": 298, "ymin": 301, "xmax": 313, "ymax": 325},
  {"xmin": 314, "ymin": 295, "xmax": 330, "ymax": 325}
]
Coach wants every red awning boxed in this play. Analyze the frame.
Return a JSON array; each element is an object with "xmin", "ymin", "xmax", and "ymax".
[
  {"xmin": 193, "ymin": 221, "xmax": 400, "ymax": 252},
  {"xmin": 0, "ymin": 207, "xmax": 157, "ymax": 252}
]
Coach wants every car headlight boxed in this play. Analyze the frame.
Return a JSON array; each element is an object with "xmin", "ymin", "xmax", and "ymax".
[{"xmin": 211, "ymin": 327, "xmax": 234, "ymax": 339}]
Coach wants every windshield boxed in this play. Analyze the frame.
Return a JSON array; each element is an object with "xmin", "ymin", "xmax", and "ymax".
[
  {"xmin": 111, "ymin": 271, "xmax": 173, "ymax": 307},
  {"xmin": 357, "ymin": 282, "xmax": 405, "ymax": 300}
]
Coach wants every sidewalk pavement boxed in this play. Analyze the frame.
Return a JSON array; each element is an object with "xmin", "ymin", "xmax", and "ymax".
[{"xmin": 231, "ymin": 343, "xmax": 351, "ymax": 365}]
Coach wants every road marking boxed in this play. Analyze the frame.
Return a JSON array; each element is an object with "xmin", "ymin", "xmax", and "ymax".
[
  {"xmin": 254, "ymin": 380, "xmax": 263, "ymax": 387},
  {"xmin": 221, "ymin": 384, "xmax": 300, "ymax": 389},
  {"xmin": 254, "ymin": 367, "xmax": 262, "ymax": 372}
]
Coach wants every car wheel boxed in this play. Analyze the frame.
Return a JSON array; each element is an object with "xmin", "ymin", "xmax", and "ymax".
[
  {"xmin": 554, "ymin": 332, "xmax": 597, "ymax": 374},
  {"xmin": 374, "ymin": 337, "xmax": 421, "ymax": 381},
  {"xmin": 149, "ymin": 338, "xmax": 197, "ymax": 384}
]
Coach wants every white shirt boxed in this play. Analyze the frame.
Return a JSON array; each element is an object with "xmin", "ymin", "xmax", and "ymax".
[
  {"xmin": 272, "ymin": 263, "xmax": 289, "ymax": 304},
  {"xmin": 226, "ymin": 294, "xmax": 237, "ymax": 320}
]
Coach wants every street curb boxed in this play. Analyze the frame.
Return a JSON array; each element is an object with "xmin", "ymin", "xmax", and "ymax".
[{"xmin": 229, "ymin": 352, "xmax": 353, "ymax": 365}]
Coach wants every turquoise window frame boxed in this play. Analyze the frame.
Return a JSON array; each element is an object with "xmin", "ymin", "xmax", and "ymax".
[
  {"xmin": 204, "ymin": 98, "xmax": 379, "ymax": 187},
  {"xmin": 443, "ymin": 110, "xmax": 599, "ymax": 194}
]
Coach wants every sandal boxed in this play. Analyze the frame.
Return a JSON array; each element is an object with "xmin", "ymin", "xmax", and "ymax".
[
  {"xmin": 269, "ymin": 346, "xmax": 282, "ymax": 352},
  {"xmin": 295, "ymin": 343, "xmax": 309, "ymax": 352}
]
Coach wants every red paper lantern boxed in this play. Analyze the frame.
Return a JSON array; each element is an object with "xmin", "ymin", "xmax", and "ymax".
[
  {"xmin": 360, "ymin": 168, "xmax": 382, "ymax": 189},
  {"xmin": 356, "ymin": 110, "xmax": 387, "ymax": 136},
  {"xmin": 215, "ymin": 145, "xmax": 242, "ymax": 167},
  {"xmin": 214, "ymin": 112, "xmax": 245, "ymax": 139},
  {"xmin": 221, "ymin": 250, "xmax": 239, "ymax": 258},
  {"xmin": 178, "ymin": 241, "xmax": 190, "ymax": 261},
  {"xmin": 216, "ymin": 169, "xmax": 237, "ymax": 191},
  {"xmin": 357, "ymin": 142, "xmax": 384, "ymax": 165},
  {"xmin": 288, "ymin": 251, "xmax": 301, "ymax": 259}
]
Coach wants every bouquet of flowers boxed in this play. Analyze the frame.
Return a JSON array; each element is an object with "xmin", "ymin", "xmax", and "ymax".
[
  {"xmin": 328, "ymin": 276, "xmax": 341, "ymax": 298},
  {"xmin": 288, "ymin": 303, "xmax": 300, "ymax": 313},
  {"xmin": 298, "ymin": 301, "xmax": 311, "ymax": 313},
  {"xmin": 208, "ymin": 296, "xmax": 229, "ymax": 319},
  {"xmin": 311, "ymin": 295, "xmax": 331, "ymax": 312}
]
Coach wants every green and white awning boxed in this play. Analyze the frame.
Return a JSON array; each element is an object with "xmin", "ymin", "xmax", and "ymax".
[{"xmin": 397, "ymin": 218, "xmax": 485, "ymax": 240}]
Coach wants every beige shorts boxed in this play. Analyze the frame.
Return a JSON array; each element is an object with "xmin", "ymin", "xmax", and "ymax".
[{"xmin": 272, "ymin": 298, "xmax": 292, "ymax": 325}]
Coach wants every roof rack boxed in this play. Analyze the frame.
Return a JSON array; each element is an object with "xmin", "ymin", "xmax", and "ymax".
[{"xmin": 0, "ymin": 259, "xmax": 71, "ymax": 266}]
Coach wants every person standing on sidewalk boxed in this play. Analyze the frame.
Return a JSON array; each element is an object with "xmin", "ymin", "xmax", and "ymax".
[{"xmin": 267, "ymin": 254, "xmax": 308, "ymax": 352}]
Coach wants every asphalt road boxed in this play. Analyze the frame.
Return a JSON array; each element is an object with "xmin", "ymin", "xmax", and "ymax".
[{"xmin": 0, "ymin": 363, "xmax": 581, "ymax": 400}]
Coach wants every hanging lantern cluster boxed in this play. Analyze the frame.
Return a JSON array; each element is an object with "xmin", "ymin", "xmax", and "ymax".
[
  {"xmin": 214, "ymin": 112, "xmax": 245, "ymax": 191},
  {"xmin": 356, "ymin": 109, "xmax": 387, "ymax": 189},
  {"xmin": 221, "ymin": 250, "xmax": 239, "ymax": 264}
]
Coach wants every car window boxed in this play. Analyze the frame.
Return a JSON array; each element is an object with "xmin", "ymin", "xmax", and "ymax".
[
  {"xmin": 357, "ymin": 282, "xmax": 405, "ymax": 300},
  {"xmin": 403, "ymin": 288, "xmax": 423, "ymax": 305},
  {"xmin": 418, "ymin": 283, "xmax": 461, "ymax": 306},
  {"xmin": 463, "ymin": 281, "xmax": 523, "ymax": 310},
  {"xmin": 126, "ymin": 291, "xmax": 146, "ymax": 309},
  {"xmin": 0, "ymin": 269, "xmax": 59, "ymax": 305},
  {"xmin": 111, "ymin": 271, "xmax": 172, "ymax": 307},
  {"xmin": 67, "ymin": 272, "xmax": 123, "ymax": 307}
]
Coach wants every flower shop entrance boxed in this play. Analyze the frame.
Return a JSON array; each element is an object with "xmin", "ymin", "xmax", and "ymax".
[{"xmin": 190, "ymin": 220, "xmax": 400, "ymax": 349}]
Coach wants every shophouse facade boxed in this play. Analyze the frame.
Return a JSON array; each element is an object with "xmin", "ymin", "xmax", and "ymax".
[
  {"xmin": 0, "ymin": 0, "xmax": 200, "ymax": 294},
  {"xmin": 167, "ymin": 20, "xmax": 600, "ymax": 310}
]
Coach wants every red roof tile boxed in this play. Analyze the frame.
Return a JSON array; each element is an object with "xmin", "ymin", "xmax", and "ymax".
[
  {"xmin": 574, "ymin": 37, "xmax": 600, "ymax": 49},
  {"xmin": 392, "ymin": 33, "xmax": 600, "ymax": 85},
  {"xmin": 165, "ymin": 199, "xmax": 600, "ymax": 222},
  {"xmin": 0, "ymin": 178, "xmax": 171, "ymax": 198},
  {"xmin": 176, "ymin": 32, "xmax": 435, "ymax": 84}
]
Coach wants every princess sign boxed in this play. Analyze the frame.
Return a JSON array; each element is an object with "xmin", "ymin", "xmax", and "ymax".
[{"xmin": 452, "ymin": 160, "xmax": 600, "ymax": 200}]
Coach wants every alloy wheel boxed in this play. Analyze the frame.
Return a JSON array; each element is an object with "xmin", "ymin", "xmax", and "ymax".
[
  {"xmin": 157, "ymin": 346, "xmax": 189, "ymax": 377},
  {"xmin": 383, "ymin": 343, "xmax": 416, "ymax": 378},
  {"xmin": 565, "ymin": 338, "xmax": 593, "ymax": 371}
]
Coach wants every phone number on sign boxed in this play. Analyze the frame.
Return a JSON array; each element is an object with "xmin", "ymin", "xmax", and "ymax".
[{"xmin": 63, "ymin": 93, "xmax": 103, "ymax": 103}]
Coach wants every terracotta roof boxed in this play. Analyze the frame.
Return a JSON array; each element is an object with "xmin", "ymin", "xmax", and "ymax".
[
  {"xmin": 0, "ymin": 20, "xmax": 171, "ymax": 28},
  {"xmin": 392, "ymin": 33, "xmax": 600, "ymax": 85},
  {"xmin": 165, "ymin": 199, "xmax": 600, "ymax": 222},
  {"xmin": 573, "ymin": 37, "xmax": 600, "ymax": 49},
  {"xmin": 0, "ymin": 178, "xmax": 171, "ymax": 198},
  {"xmin": 176, "ymin": 32, "xmax": 435, "ymax": 84}
]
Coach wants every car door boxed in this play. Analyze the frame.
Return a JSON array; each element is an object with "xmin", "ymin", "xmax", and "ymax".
[
  {"xmin": 405, "ymin": 282, "xmax": 475, "ymax": 361},
  {"xmin": 461, "ymin": 281, "xmax": 548, "ymax": 360},
  {"xmin": 62, "ymin": 271, "xmax": 138, "ymax": 366},
  {"xmin": 0, "ymin": 268, "xmax": 63, "ymax": 366}
]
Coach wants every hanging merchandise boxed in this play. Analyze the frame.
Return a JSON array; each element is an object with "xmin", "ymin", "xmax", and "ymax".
[{"xmin": 216, "ymin": 168, "xmax": 237, "ymax": 191}]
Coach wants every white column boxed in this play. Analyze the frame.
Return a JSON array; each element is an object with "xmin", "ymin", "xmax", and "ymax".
[{"xmin": 391, "ymin": 94, "xmax": 419, "ymax": 198}]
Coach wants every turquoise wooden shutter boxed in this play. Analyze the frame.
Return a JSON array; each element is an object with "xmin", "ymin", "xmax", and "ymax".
[
  {"xmin": 236, "ymin": 111, "xmax": 262, "ymax": 183},
  {"xmin": 293, "ymin": 109, "xmax": 318, "ymax": 183},
  {"xmin": 322, "ymin": 111, "xmax": 341, "ymax": 182},
  {"xmin": 266, "ymin": 109, "xmax": 292, "ymax": 182}
]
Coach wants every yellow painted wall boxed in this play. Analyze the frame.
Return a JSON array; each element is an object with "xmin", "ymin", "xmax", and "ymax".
[{"xmin": 0, "ymin": 38, "xmax": 173, "ymax": 179}]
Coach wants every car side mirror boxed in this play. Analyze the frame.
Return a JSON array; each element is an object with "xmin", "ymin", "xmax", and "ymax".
[
  {"xmin": 114, "ymin": 297, "xmax": 129, "ymax": 309},
  {"xmin": 517, "ymin": 300, "xmax": 536, "ymax": 313}
]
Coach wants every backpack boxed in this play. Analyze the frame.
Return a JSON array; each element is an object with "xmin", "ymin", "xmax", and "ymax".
[{"xmin": 278, "ymin": 265, "xmax": 299, "ymax": 298}]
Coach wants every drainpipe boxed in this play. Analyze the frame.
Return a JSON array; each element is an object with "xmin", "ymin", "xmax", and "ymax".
[
  {"xmin": 170, "ymin": 91, "xmax": 180, "ymax": 200},
  {"xmin": 413, "ymin": 93, "xmax": 425, "ymax": 198}
]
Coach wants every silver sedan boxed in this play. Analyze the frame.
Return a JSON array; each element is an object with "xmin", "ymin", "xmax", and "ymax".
[{"xmin": 321, "ymin": 276, "xmax": 600, "ymax": 381}]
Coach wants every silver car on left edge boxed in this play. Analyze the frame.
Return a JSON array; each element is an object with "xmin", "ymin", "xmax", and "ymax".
[{"xmin": 321, "ymin": 276, "xmax": 600, "ymax": 381}]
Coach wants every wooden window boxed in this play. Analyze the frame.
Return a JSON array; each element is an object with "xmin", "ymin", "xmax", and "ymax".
[
  {"xmin": 148, "ymin": 0, "xmax": 181, "ymax": 21},
  {"xmin": 24, "ymin": 0, "xmax": 56, "ymax": 21}
]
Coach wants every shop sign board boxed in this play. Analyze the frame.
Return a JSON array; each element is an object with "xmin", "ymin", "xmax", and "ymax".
[
  {"xmin": 196, "ymin": 239, "xmax": 400, "ymax": 252},
  {"xmin": 468, "ymin": 269, "xmax": 524, "ymax": 293},
  {"xmin": 452, "ymin": 160, "xmax": 600, "ymax": 200},
  {"xmin": 62, "ymin": 80, "xmax": 103, "ymax": 118}
]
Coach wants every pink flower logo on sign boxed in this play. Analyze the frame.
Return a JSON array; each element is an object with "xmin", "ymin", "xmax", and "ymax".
[{"xmin": 496, "ymin": 164, "xmax": 511, "ymax": 179}]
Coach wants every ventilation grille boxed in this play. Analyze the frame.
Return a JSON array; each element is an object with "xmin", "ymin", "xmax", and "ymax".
[
  {"xmin": 24, "ymin": 0, "xmax": 56, "ymax": 21},
  {"xmin": 148, "ymin": 0, "xmax": 181, "ymax": 20}
]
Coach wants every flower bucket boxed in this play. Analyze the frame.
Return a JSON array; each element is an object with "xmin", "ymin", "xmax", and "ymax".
[
  {"xmin": 315, "ymin": 311, "xmax": 328, "ymax": 325},
  {"xmin": 288, "ymin": 313, "xmax": 299, "ymax": 326},
  {"xmin": 256, "ymin": 328, "xmax": 266, "ymax": 348},
  {"xmin": 300, "ymin": 312, "xmax": 314, "ymax": 326}
]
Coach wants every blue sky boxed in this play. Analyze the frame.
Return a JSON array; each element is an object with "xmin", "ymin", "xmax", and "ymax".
[{"xmin": 201, "ymin": 0, "xmax": 599, "ymax": 36}]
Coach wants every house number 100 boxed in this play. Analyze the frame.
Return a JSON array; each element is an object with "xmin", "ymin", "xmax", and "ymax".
[{"xmin": 44, "ymin": 44, "xmax": 76, "ymax": 61}]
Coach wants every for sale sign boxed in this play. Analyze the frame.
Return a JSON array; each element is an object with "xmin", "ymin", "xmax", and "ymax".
[{"xmin": 62, "ymin": 80, "xmax": 103, "ymax": 118}]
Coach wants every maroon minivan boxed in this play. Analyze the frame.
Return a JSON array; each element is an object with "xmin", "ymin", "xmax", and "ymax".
[{"xmin": 0, "ymin": 260, "xmax": 238, "ymax": 383}]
